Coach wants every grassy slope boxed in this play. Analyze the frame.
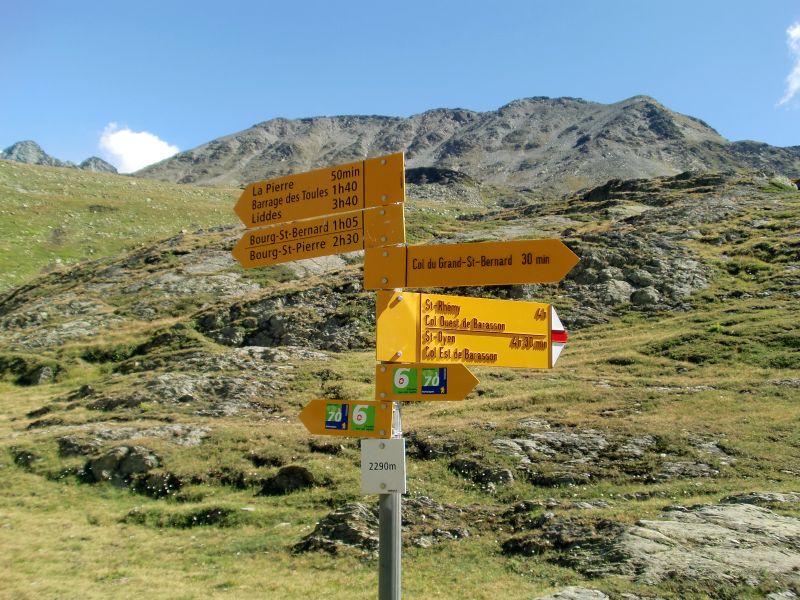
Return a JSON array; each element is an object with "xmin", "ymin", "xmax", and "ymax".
[
  {"xmin": 0, "ymin": 161, "xmax": 237, "ymax": 292},
  {"xmin": 0, "ymin": 175, "xmax": 798, "ymax": 598}
]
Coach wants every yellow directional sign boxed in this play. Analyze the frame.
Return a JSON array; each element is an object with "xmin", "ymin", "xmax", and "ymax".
[
  {"xmin": 376, "ymin": 291, "xmax": 569, "ymax": 369},
  {"xmin": 363, "ymin": 239, "xmax": 579, "ymax": 289},
  {"xmin": 236, "ymin": 153, "xmax": 405, "ymax": 228},
  {"xmin": 299, "ymin": 399, "xmax": 392, "ymax": 439},
  {"xmin": 232, "ymin": 203, "xmax": 405, "ymax": 268},
  {"xmin": 375, "ymin": 363, "xmax": 479, "ymax": 401}
]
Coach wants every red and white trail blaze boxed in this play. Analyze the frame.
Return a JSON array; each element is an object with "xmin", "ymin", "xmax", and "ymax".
[{"xmin": 550, "ymin": 306, "xmax": 568, "ymax": 367}]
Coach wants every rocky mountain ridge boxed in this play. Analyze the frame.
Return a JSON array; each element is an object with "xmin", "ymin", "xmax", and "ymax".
[
  {"xmin": 1, "ymin": 140, "xmax": 117, "ymax": 173},
  {"xmin": 136, "ymin": 95, "xmax": 800, "ymax": 192}
]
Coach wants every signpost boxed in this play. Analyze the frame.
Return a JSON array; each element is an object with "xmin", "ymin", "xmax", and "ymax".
[
  {"xmin": 235, "ymin": 153, "xmax": 405, "ymax": 229},
  {"xmin": 233, "ymin": 152, "xmax": 579, "ymax": 600},
  {"xmin": 375, "ymin": 362, "xmax": 479, "ymax": 401},
  {"xmin": 376, "ymin": 291, "xmax": 569, "ymax": 369},
  {"xmin": 232, "ymin": 203, "xmax": 405, "ymax": 268},
  {"xmin": 363, "ymin": 238, "xmax": 579, "ymax": 289},
  {"xmin": 298, "ymin": 399, "xmax": 392, "ymax": 439}
]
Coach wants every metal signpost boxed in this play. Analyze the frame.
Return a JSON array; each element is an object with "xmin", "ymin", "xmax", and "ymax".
[{"xmin": 233, "ymin": 153, "xmax": 579, "ymax": 600}]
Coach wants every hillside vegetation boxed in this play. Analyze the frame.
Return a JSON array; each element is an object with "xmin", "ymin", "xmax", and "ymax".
[
  {"xmin": 1, "ymin": 163, "xmax": 798, "ymax": 598},
  {"xmin": 0, "ymin": 161, "xmax": 236, "ymax": 292}
]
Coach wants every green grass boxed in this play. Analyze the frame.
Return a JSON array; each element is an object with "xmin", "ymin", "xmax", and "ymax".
[
  {"xmin": 2, "ymin": 290, "xmax": 798, "ymax": 598},
  {"xmin": 0, "ymin": 161, "xmax": 237, "ymax": 292}
]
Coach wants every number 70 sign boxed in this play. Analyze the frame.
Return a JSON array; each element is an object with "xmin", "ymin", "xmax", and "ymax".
[
  {"xmin": 299, "ymin": 399, "xmax": 393, "ymax": 438},
  {"xmin": 375, "ymin": 363, "xmax": 479, "ymax": 402}
]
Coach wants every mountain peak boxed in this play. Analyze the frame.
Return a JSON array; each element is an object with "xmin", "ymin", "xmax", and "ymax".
[
  {"xmin": 129, "ymin": 95, "xmax": 798, "ymax": 190},
  {"xmin": 1, "ymin": 141, "xmax": 119, "ymax": 173},
  {"xmin": 79, "ymin": 156, "xmax": 118, "ymax": 174},
  {"xmin": 1, "ymin": 140, "xmax": 64, "ymax": 167}
]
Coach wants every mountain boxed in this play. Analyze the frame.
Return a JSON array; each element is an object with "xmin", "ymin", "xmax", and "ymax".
[
  {"xmin": 1, "ymin": 140, "xmax": 66, "ymax": 167},
  {"xmin": 1, "ymin": 140, "xmax": 118, "ymax": 174},
  {"xmin": 135, "ymin": 95, "xmax": 800, "ymax": 191},
  {"xmin": 78, "ymin": 156, "xmax": 118, "ymax": 173}
]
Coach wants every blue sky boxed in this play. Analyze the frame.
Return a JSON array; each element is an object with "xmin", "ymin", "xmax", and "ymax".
[{"xmin": 2, "ymin": 0, "xmax": 799, "ymax": 172}]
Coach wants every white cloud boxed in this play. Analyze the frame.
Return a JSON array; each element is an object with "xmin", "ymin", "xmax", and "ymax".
[
  {"xmin": 99, "ymin": 123, "xmax": 179, "ymax": 173},
  {"xmin": 779, "ymin": 22, "xmax": 800, "ymax": 106}
]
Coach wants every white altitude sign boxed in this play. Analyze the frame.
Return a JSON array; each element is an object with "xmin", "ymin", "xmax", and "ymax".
[{"xmin": 361, "ymin": 438, "xmax": 407, "ymax": 494}]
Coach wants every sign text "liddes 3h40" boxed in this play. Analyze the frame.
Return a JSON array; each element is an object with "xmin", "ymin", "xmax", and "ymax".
[{"xmin": 235, "ymin": 153, "xmax": 405, "ymax": 228}]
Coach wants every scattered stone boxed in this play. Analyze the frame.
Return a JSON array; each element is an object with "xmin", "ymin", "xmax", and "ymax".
[
  {"xmin": 62, "ymin": 424, "xmax": 211, "ymax": 447},
  {"xmin": 524, "ymin": 469, "xmax": 594, "ymax": 487},
  {"xmin": 410, "ymin": 527, "xmax": 470, "ymax": 548},
  {"xmin": 655, "ymin": 461, "xmax": 719, "ymax": 481},
  {"xmin": 11, "ymin": 448, "xmax": 41, "ymax": 469},
  {"xmin": 532, "ymin": 588, "xmax": 609, "ymax": 600},
  {"xmin": 449, "ymin": 457, "xmax": 514, "ymax": 487},
  {"xmin": 767, "ymin": 592, "xmax": 798, "ymax": 600},
  {"xmin": 689, "ymin": 437, "xmax": 736, "ymax": 465},
  {"xmin": 72, "ymin": 384, "xmax": 95, "ymax": 399},
  {"xmin": 616, "ymin": 436, "xmax": 657, "ymax": 458},
  {"xmin": 403, "ymin": 495, "xmax": 464, "ymax": 526},
  {"xmin": 195, "ymin": 277, "xmax": 374, "ymax": 352},
  {"xmin": 132, "ymin": 471, "xmax": 183, "ymax": 498},
  {"xmin": 26, "ymin": 417, "xmax": 65, "ymax": 429},
  {"xmin": 123, "ymin": 505, "xmax": 242, "ymax": 528},
  {"xmin": 493, "ymin": 428, "xmax": 609, "ymax": 462},
  {"xmin": 518, "ymin": 418, "xmax": 552, "ymax": 430},
  {"xmin": 721, "ymin": 491, "xmax": 800, "ymax": 506},
  {"xmin": 407, "ymin": 431, "xmax": 465, "ymax": 460},
  {"xmin": 503, "ymin": 503, "xmax": 557, "ymax": 532},
  {"xmin": 19, "ymin": 365, "xmax": 55, "ymax": 385},
  {"xmin": 768, "ymin": 379, "xmax": 800, "ymax": 388},
  {"xmin": 597, "ymin": 279, "xmax": 634, "ymax": 305},
  {"xmin": 26, "ymin": 405, "xmax": 52, "ymax": 418},
  {"xmin": 505, "ymin": 502, "xmax": 800, "ymax": 589},
  {"xmin": 258, "ymin": 465, "xmax": 315, "ymax": 495},
  {"xmin": 83, "ymin": 445, "xmax": 159, "ymax": 487},
  {"xmin": 619, "ymin": 503, "xmax": 800, "ymax": 586},
  {"xmin": 57, "ymin": 435, "xmax": 102, "ymax": 457},
  {"xmin": 84, "ymin": 372, "xmax": 283, "ymax": 417},
  {"xmin": 308, "ymin": 440, "xmax": 344, "ymax": 455},
  {"xmin": 246, "ymin": 451, "xmax": 284, "ymax": 467},
  {"xmin": 293, "ymin": 503, "xmax": 379, "ymax": 555},
  {"xmin": 630, "ymin": 286, "xmax": 661, "ymax": 306},
  {"xmin": 502, "ymin": 516, "xmax": 624, "ymax": 578}
]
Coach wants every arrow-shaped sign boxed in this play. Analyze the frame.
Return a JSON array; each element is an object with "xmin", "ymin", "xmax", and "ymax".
[
  {"xmin": 375, "ymin": 362, "xmax": 479, "ymax": 401},
  {"xmin": 376, "ymin": 291, "xmax": 569, "ymax": 369},
  {"xmin": 363, "ymin": 238, "xmax": 579, "ymax": 289},
  {"xmin": 232, "ymin": 203, "xmax": 405, "ymax": 269},
  {"xmin": 299, "ymin": 399, "xmax": 392, "ymax": 438},
  {"xmin": 235, "ymin": 153, "xmax": 405, "ymax": 229}
]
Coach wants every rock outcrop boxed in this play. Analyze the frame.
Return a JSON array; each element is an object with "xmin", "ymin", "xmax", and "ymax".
[{"xmin": 1, "ymin": 141, "xmax": 118, "ymax": 173}]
